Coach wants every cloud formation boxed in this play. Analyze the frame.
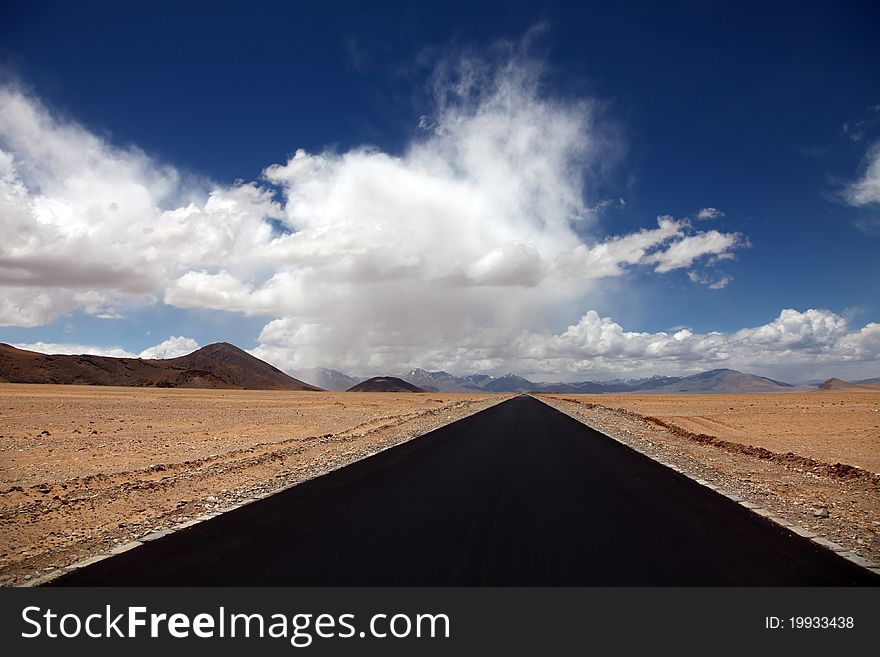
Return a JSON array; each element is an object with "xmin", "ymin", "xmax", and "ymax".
[
  {"xmin": 1, "ymin": 52, "xmax": 877, "ymax": 381},
  {"xmin": 13, "ymin": 336, "xmax": 199, "ymax": 359},
  {"xmin": 696, "ymin": 207, "xmax": 724, "ymax": 220},
  {"xmin": 12, "ymin": 341, "xmax": 138, "ymax": 359},
  {"xmin": 842, "ymin": 140, "xmax": 880, "ymax": 206},
  {"xmin": 252, "ymin": 307, "xmax": 879, "ymax": 381},
  {"xmin": 542, "ymin": 308, "xmax": 878, "ymax": 380},
  {"xmin": 0, "ymin": 57, "xmax": 743, "ymax": 325},
  {"xmin": 138, "ymin": 335, "xmax": 200, "ymax": 359},
  {"xmin": 0, "ymin": 85, "xmax": 283, "ymax": 326},
  {"xmin": 14, "ymin": 308, "xmax": 878, "ymax": 383},
  {"xmin": 687, "ymin": 270, "xmax": 732, "ymax": 289}
]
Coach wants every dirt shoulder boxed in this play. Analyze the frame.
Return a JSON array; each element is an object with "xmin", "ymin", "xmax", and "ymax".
[
  {"xmin": 0, "ymin": 384, "xmax": 510, "ymax": 585},
  {"xmin": 538, "ymin": 394, "xmax": 880, "ymax": 567}
]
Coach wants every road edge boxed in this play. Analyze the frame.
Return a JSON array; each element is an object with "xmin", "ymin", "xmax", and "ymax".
[
  {"xmin": 529, "ymin": 393, "xmax": 880, "ymax": 579},
  {"xmin": 23, "ymin": 394, "xmax": 515, "ymax": 587}
]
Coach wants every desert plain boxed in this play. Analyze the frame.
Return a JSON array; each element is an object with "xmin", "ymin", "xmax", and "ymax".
[
  {"xmin": 0, "ymin": 384, "xmax": 508, "ymax": 585},
  {"xmin": 0, "ymin": 384, "xmax": 878, "ymax": 584},
  {"xmin": 558, "ymin": 391, "xmax": 880, "ymax": 473}
]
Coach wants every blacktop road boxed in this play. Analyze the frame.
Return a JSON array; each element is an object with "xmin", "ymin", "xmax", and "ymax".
[{"xmin": 53, "ymin": 395, "xmax": 879, "ymax": 585}]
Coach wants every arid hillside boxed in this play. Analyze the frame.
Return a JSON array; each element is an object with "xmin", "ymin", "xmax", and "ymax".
[
  {"xmin": 0, "ymin": 342, "xmax": 319, "ymax": 391},
  {"xmin": 347, "ymin": 376, "xmax": 426, "ymax": 392}
]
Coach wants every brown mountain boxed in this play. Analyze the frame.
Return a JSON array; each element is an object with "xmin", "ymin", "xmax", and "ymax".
[
  {"xmin": 0, "ymin": 342, "xmax": 320, "ymax": 391},
  {"xmin": 346, "ymin": 376, "xmax": 426, "ymax": 392},
  {"xmin": 818, "ymin": 377, "xmax": 880, "ymax": 391}
]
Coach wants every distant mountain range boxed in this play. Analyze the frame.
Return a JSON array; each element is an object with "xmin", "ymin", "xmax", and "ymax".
[
  {"xmin": 384, "ymin": 367, "xmax": 800, "ymax": 394},
  {"xmin": 0, "ymin": 342, "xmax": 320, "ymax": 391},
  {"xmin": 2, "ymin": 341, "xmax": 874, "ymax": 394},
  {"xmin": 398, "ymin": 368, "xmax": 484, "ymax": 392},
  {"xmin": 293, "ymin": 367, "xmax": 363, "ymax": 392},
  {"xmin": 292, "ymin": 365, "xmax": 848, "ymax": 394}
]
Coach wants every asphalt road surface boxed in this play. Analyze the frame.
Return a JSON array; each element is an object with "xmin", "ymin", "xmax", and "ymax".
[{"xmin": 54, "ymin": 396, "xmax": 878, "ymax": 585}]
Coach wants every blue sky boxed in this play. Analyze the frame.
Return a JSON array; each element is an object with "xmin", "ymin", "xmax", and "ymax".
[{"xmin": 0, "ymin": 1, "xmax": 878, "ymax": 382}]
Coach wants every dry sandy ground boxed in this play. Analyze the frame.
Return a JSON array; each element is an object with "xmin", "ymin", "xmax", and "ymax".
[
  {"xmin": 0, "ymin": 384, "xmax": 509, "ymax": 585},
  {"xmin": 3, "ymin": 385, "xmax": 878, "ymax": 585},
  {"xmin": 540, "ymin": 392, "xmax": 880, "ymax": 566},
  {"xmin": 572, "ymin": 391, "xmax": 880, "ymax": 473}
]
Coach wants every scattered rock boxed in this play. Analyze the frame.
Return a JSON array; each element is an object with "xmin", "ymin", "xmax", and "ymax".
[{"xmin": 813, "ymin": 507, "xmax": 830, "ymax": 519}]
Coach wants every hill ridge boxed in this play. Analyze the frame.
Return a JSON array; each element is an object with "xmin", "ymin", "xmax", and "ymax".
[
  {"xmin": 0, "ymin": 342, "xmax": 320, "ymax": 391},
  {"xmin": 818, "ymin": 377, "xmax": 880, "ymax": 392},
  {"xmin": 347, "ymin": 376, "xmax": 426, "ymax": 393}
]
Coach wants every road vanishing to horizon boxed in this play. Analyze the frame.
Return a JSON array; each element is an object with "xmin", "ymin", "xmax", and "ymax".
[{"xmin": 54, "ymin": 396, "xmax": 878, "ymax": 586}]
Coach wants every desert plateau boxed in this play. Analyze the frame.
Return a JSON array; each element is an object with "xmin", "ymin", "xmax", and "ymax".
[
  {"xmin": 1, "ymin": 381, "xmax": 878, "ymax": 584},
  {"xmin": 0, "ymin": 384, "xmax": 508, "ymax": 585},
  {"xmin": 548, "ymin": 391, "xmax": 880, "ymax": 473}
]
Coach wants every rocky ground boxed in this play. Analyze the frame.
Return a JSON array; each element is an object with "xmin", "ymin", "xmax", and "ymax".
[
  {"xmin": 0, "ymin": 385, "xmax": 509, "ymax": 585},
  {"xmin": 538, "ymin": 394, "xmax": 880, "ymax": 567}
]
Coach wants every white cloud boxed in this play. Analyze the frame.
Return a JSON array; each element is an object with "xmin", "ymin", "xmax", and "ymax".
[
  {"xmin": 12, "ymin": 336, "xmax": 200, "ymax": 360},
  {"xmin": 696, "ymin": 207, "xmax": 724, "ymax": 220},
  {"xmin": 645, "ymin": 229, "xmax": 744, "ymax": 273},
  {"xmin": 251, "ymin": 307, "xmax": 880, "ymax": 382},
  {"xmin": 551, "ymin": 216, "xmax": 742, "ymax": 280},
  {"xmin": 688, "ymin": 270, "xmax": 732, "ymax": 289},
  {"xmin": 11, "ymin": 53, "xmax": 869, "ymax": 383},
  {"xmin": 842, "ymin": 141, "xmax": 880, "ymax": 206},
  {"xmin": 597, "ymin": 308, "xmax": 875, "ymax": 376},
  {"xmin": 14, "ymin": 309, "xmax": 877, "ymax": 383},
  {"xmin": 0, "ymin": 85, "xmax": 282, "ymax": 326},
  {"xmin": 505, "ymin": 308, "xmax": 879, "ymax": 380},
  {"xmin": 708, "ymin": 276, "xmax": 732, "ymax": 290},
  {"xmin": 732, "ymin": 308, "xmax": 849, "ymax": 351},
  {"xmin": 13, "ymin": 341, "xmax": 136, "ymax": 358},
  {"xmin": 466, "ymin": 243, "xmax": 544, "ymax": 287},
  {"xmin": 1, "ymin": 52, "xmax": 747, "ymax": 331},
  {"xmin": 138, "ymin": 336, "xmax": 199, "ymax": 359}
]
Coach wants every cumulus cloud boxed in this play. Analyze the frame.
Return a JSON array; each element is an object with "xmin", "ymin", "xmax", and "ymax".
[
  {"xmin": 12, "ymin": 341, "xmax": 137, "ymax": 358},
  {"xmin": 521, "ymin": 308, "xmax": 879, "ymax": 379},
  {"xmin": 696, "ymin": 207, "xmax": 724, "ymax": 220},
  {"xmin": 1, "ymin": 50, "xmax": 747, "ymax": 329},
  {"xmin": 251, "ymin": 307, "xmax": 880, "ymax": 381},
  {"xmin": 842, "ymin": 141, "xmax": 880, "ymax": 206},
  {"xmin": 11, "ymin": 49, "xmax": 863, "ymax": 381},
  {"xmin": 12, "ymin": 336, "xmax": 200, "ymax": 359},
  {"xmin": 14, "ymin": 309, "xmax": 878, "ymax": 383},
  {"xmin": 138, "ymin": 336, "xmax": 199, "ymax": 359},
  {"xmin": 0, "ymin": 85, "xmax": 282, "ymax": 326}
]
